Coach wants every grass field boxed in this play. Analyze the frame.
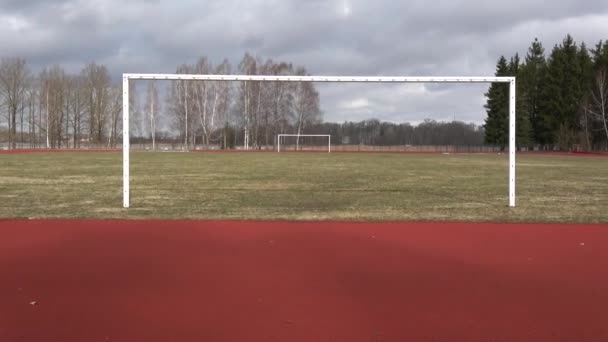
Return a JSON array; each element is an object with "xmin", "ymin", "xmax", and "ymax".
[{"xmin": 1, "ymin": 151, "xmax": 607, "ymax": 222}]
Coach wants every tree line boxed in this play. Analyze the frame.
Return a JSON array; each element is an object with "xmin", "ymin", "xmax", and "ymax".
[
  {"xmin": 127, "ymin": 119, "xmax": 485, "ymax": 150},
  {"xmin": 0, "ymin": 58, "xmax": 122, "ymax": 149},
  {"xmin": 131, "ymin": 55, "xmax": 483, "ymax": 149},
  {"xmin": 1, "ymin": 52, "xmax": 482, "ymax": 150},
  {"xmin": 484, "ymin": 35, "xmax": 608, "ymax": 151},
  {"xmin": 300, "ymin": 119, "xmax": 484, "ymax": 147},
  {"xmin": 0, "ymin": 53, "xmax": 324, "ymax": 150},
  {"xmin": 140, "ymin": 53, "xmax": 322, "ymax": 150}
]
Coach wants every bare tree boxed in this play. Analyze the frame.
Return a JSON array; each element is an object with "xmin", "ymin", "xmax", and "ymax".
[
  {"xmin": 255, "ymin": 59, "xmax": 274, "ymax": 148},
  {"xmin": 587, "ymin": 69, "xmax": 608, "ymax": 145},
  {"xmin": 69, "ymin": 75, "xmax": 85, "ymax": 148},
  {"xmin": 128, "ymin": 80, "xmax": 145, "ymax": 142},
  {"xmin": 191, "ymin": 58, "xmax": 233, "ymax": 148},
  {"xmin": 211, "ymin": 60, "xmax": 232, "ymax": 146},
  {"xmin": 291, "ymin": 68, "xmax": 321, "ymax": 149},
  {"xmin": 237, "ymin": 53, "xmax": 260, "ymax": 149},
  {"xmin": 269, "ymin": 62, "xmax": 294, "ymax": 145},
  {"xmin": 107, "ymin": 85, "xmax": 122, "ymax": 148},
  {"xmin": 581, "ymin": 68, "xmax": 608, "ymax": 150},
  {"xmin": 82, "ymin": 63, "xmax": 111, "ymax": 145},
  {"xmin": 40, "ymin": 66, "xmax": 70, "ymax": 148},
  {"xmin": 145, "ymin": 81, "xmax": 160, "ymax": 150},
  {"xmin": 168, "ymin": 64, "xmax": 195, "ymax": 149},
  {"xmin": 26, "ymin": 83, "xmax": 37, "ymax": 148},
  {"xmin": 192, "ymin": 57, "xmax": 211, "ymax": 147},
  {"xmin": 0, "ymin": 57, "xmax": 29, "ymax": 149}
]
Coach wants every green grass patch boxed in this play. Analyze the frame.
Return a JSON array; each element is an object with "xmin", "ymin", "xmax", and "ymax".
[{"xmin": 1, "ymin": 152, "xmax": 607, "ymax": 222}]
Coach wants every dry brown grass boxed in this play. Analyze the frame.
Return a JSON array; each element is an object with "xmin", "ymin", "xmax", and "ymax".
[{"xmin": 1, "ymin": 152, "xmax": 607, "ymax": 222}]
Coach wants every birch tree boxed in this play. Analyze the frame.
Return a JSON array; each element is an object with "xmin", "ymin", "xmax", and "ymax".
[
  {"xmin": 237, "ymin": 53, "xmax": 259, "ymax": 149},
  {"xmin": 168, "ymin": 64, "xmax": 194, "ymax": 149},
  {"xmin": 193, "ymin": 58, "xmax": 211, "ymax": 147},
  {"xmin": 26, "ymin": 83, "xmax": 38, "ymax": 148},
  {"xmin": 586, "ymin": 68, "xmax": 608, "ymax": 145},
  {"xmin": 211, "ymin": 59, "xmax": 232, "ymax": 146},
  {"xmin": 81, "ymin": 63, "xmax": 111, "ymax": 145},
  {"xmin": 67, "ymin": 75, "xmax": 83, "ymax": 148},
  {"xmin": 291, "ymin": 67, "xmax": 321, "ymax": 149},
  {"xmin": 40, "ymin": 66, "xmax": 70, "ymax": 148},
  {"xmin": 256, "ymin": 59, "xmax": 273, "ymax": 147},
  {"xmin": 107, "ymin": 85, "xmax": 122, "ymax": 148},
  {"xmin": 145, "ymin": 80, "xmax": 160, "ymax": 150},
  {"xmin": 269, "ymin": 62, "xmax": 294, "ymax": 145},
  {"xmin": 0, "ymin": 57, "xmax": 29, "ymax": 149},
  {"xmin": 128, "ymin": 81, "xmax": 144, "ymax": 140},
  {"xmin": 195, "ymin": 58, "xmax": 232, "ymax": 147}
]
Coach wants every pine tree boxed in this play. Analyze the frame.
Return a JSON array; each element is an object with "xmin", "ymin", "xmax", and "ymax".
[
  {"xmin": 592, "ymin": 40, "xmax": 608, "ymax": 70},
  {"xmin": 560, "ymin": 35, "xmax": 583, "ymax": 148},
  {"xmin": 484, "ymin": 56, "xmax": 510, "ymax": 149},
  {"xmin": 576, "ymin": 43, "xmax": 594, "ymax": 149},
  {"xmin": 538, "ymin": 34, "xmax": 583, "ymax": 149},
  {"xmin": 509, "ymin": 53, "xmax": 532, "ymax": 148},
  {"xmin": 521, "ymin": 38, "xmax": 547, "ymax": 146},
  {"xmin": 579, "ymin": 42, "xmax": 594, "ymax": 89},
  {"xmin": 537, "ymin": 45, "xmax": 562, "ymax": 146}
]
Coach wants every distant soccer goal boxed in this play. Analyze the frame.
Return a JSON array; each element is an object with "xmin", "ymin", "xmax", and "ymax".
[{"xmin": 277, "ymin": 134, "xmax": 331, "ymax": 153}]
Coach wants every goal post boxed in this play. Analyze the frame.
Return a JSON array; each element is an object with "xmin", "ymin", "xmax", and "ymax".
[
  {"xmin": 122, "ymin": 74, "xmax": 516, "ymax": 209},
  {"xmin": 277, "ymin": 134, "xmax": 331, "ymax": 153}
]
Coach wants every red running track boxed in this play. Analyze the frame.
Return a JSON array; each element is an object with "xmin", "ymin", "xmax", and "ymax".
[{"xmin": 1, "ymin": 220, "xmax": 607, "ymax": 342}]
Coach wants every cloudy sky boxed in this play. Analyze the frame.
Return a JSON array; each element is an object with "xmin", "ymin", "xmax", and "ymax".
[{"xmin": 2, "ymin": 0, "xmax": 608, "ymax": 124}]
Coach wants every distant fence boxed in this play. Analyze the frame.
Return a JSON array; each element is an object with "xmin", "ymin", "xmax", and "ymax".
[
  {"xmin": 329, "ymin": 145, "xmax": 502, "ymax": 153},
  {"xmin": 0, "ymin": 142, "xmax": 122, "ymax": 150},
  {"xmin": 1, "ymin": 142, "xmax": 502, "ymax": 153},
  {"xmin": 4, "ymin": 142, "xmax": 608, "ymax": 154}
]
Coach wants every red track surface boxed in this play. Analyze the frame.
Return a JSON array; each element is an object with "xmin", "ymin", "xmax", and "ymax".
[
  {"xmin": 1, "ymin": 220, "xmax": 607, "ymax": 341},
  {"xmin": 0, "ymin": 149, "xmax": 120, "ymax": 154}
]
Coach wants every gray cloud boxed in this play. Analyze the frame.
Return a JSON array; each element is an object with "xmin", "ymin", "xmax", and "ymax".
[{"xmin": 2, "ymin": 0, "xmax": 608, "ymax": 123}]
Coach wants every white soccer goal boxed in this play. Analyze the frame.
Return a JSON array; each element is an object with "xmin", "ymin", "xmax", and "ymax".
[
  {"xmin": 122, "ymin": 74, "xmax": 516, "ymax": 208},
  {"xmin": 277, "ymin": 134, "xmax": 331, "ymax": 153}
]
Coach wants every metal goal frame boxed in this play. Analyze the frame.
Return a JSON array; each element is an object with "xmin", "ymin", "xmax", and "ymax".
[
  {"xmin": 122, "ymin": 74, "xmax": 516, "ymax": 208},
  {"xmin": 277, "ymin": 134, "xmax": 331, "ymax": 153}
]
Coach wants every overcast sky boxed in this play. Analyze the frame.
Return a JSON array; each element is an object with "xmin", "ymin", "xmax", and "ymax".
[{"xmin": 2, "ymin": 0, "xmax": 608, "ymax": 124}]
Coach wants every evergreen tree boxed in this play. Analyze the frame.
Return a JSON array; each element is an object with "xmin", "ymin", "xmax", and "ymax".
[
  {"xmin": 576, "ymin": 42, "xmax": 594, "ymax": 149},
  {"xmin": 520, "ymin": 38, "xmax": 547, "ymax": 146},
  {"xmin": 537, "ymin": 44, "xmax": 562, "ymax": 146},
  {"xmin": 559, "ymin": 35, "xmax": 584, "ymax": 148},
  {"xmin": 486, "ymin": 36, "xmax": 608, "ymax": 151},
  {"xmin": 538, "ymin": 34, "xmax": 582, "ymax": 149},
  {"xmin": 484, "ymin": 56, "xmax": 510, "ymax": 149},
  {"xmin": 592, "ymin": 40, "xmax": 608, "ymax": 70},
  {"xmin": 509, "ymin": 53, "xmax": 532, "ymax": 148},
  {"xmin": 579, "ymin": 42, "xmax": 594, "ymax": 89}
]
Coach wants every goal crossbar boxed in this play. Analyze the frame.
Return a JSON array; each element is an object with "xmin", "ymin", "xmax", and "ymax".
[
  {"xmin": 277, "ymin": 134, "xmax": 331, "ymax": 153},
  {"xmin": 122, "ymin": 74, "xmax": 516, "ymax": 208},
  {"xmin": 124, "ymin": 74, "xmax": 513, "ymax": 83}
]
